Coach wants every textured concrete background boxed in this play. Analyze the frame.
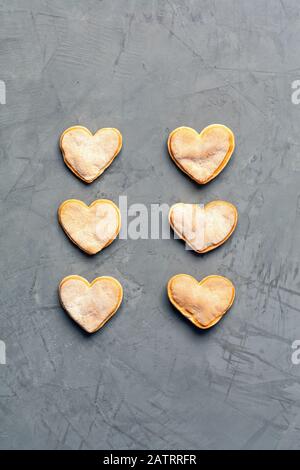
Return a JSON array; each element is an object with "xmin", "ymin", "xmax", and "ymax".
[{"xmin": 0, "ymin": 0, "xmax": 300, "ymax": 450}]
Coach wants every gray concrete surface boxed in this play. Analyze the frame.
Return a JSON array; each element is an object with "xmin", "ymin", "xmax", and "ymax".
[{"xmin": 0, "ymin": 0, "xmax": 300, "ymax": 450}]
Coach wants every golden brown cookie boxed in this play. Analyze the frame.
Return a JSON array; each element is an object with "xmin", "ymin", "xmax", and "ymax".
[
  {"xmin": 58, "ymin": 199, "xmax": 121, "ymax": 255},
  {"xmin": 59, "ymin": 275, "xmax": 123, "ymax": 333},
  {"xmin": 168, "ymin": 124, "xmax": 235, "ymax": 184},
  {"xmin": 60, "ymin": 126, "xmax": 122, "ymax": 183},
  {"xmin": 169, "ymin": 201, "xmax": 238, "ymax": 253},
  {"xmin": 168, "ymin": 274, "xmax": 235, "ymax": 329}
]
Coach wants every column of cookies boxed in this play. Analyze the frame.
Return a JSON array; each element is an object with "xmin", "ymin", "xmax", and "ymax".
[
  {"xmin": 58, "ymin": 126, "xmax": 123, "ymax": 333},
  {"xmin": 166, "ymin": 124, "xmax": 238, "ymax": 329}
]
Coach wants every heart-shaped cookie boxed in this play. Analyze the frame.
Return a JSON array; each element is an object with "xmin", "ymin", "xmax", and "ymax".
[
  {"xmin": 60, "ymin": 126, "xmax": 122, "ymax": 183},
  {"xmin": 59, "ymin": 275, "xmax": 123, "ymax": 333},
  {"xmin": 58, "ymin": 199, "xmax": 121, "ymax": 255},
  {"xmin": 168, "ymin": 124, "xmax": 235, "ymax": 184},
  {"xmin": 169, "ymin": 201, "xmax": 237, "ymax": 253},
  {"xmin": 168, "ymin": 274, "xmax": 235, "ymax": 329}
]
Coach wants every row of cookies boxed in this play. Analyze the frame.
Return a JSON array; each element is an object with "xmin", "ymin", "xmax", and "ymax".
[
  {"xmin": 58, "ymin": 124, "xmax": 237, "ymax": 333},
  {"xmin": 59, "ymin": 274, "xmax": 234, "ymax": 333},
  {"xmin": 60, "ymin": 123, "xmax": 234, "ymax": 185},
  {"xmin": 58, "ymin": 199, "xmax": 237, "ymax": 255}
]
